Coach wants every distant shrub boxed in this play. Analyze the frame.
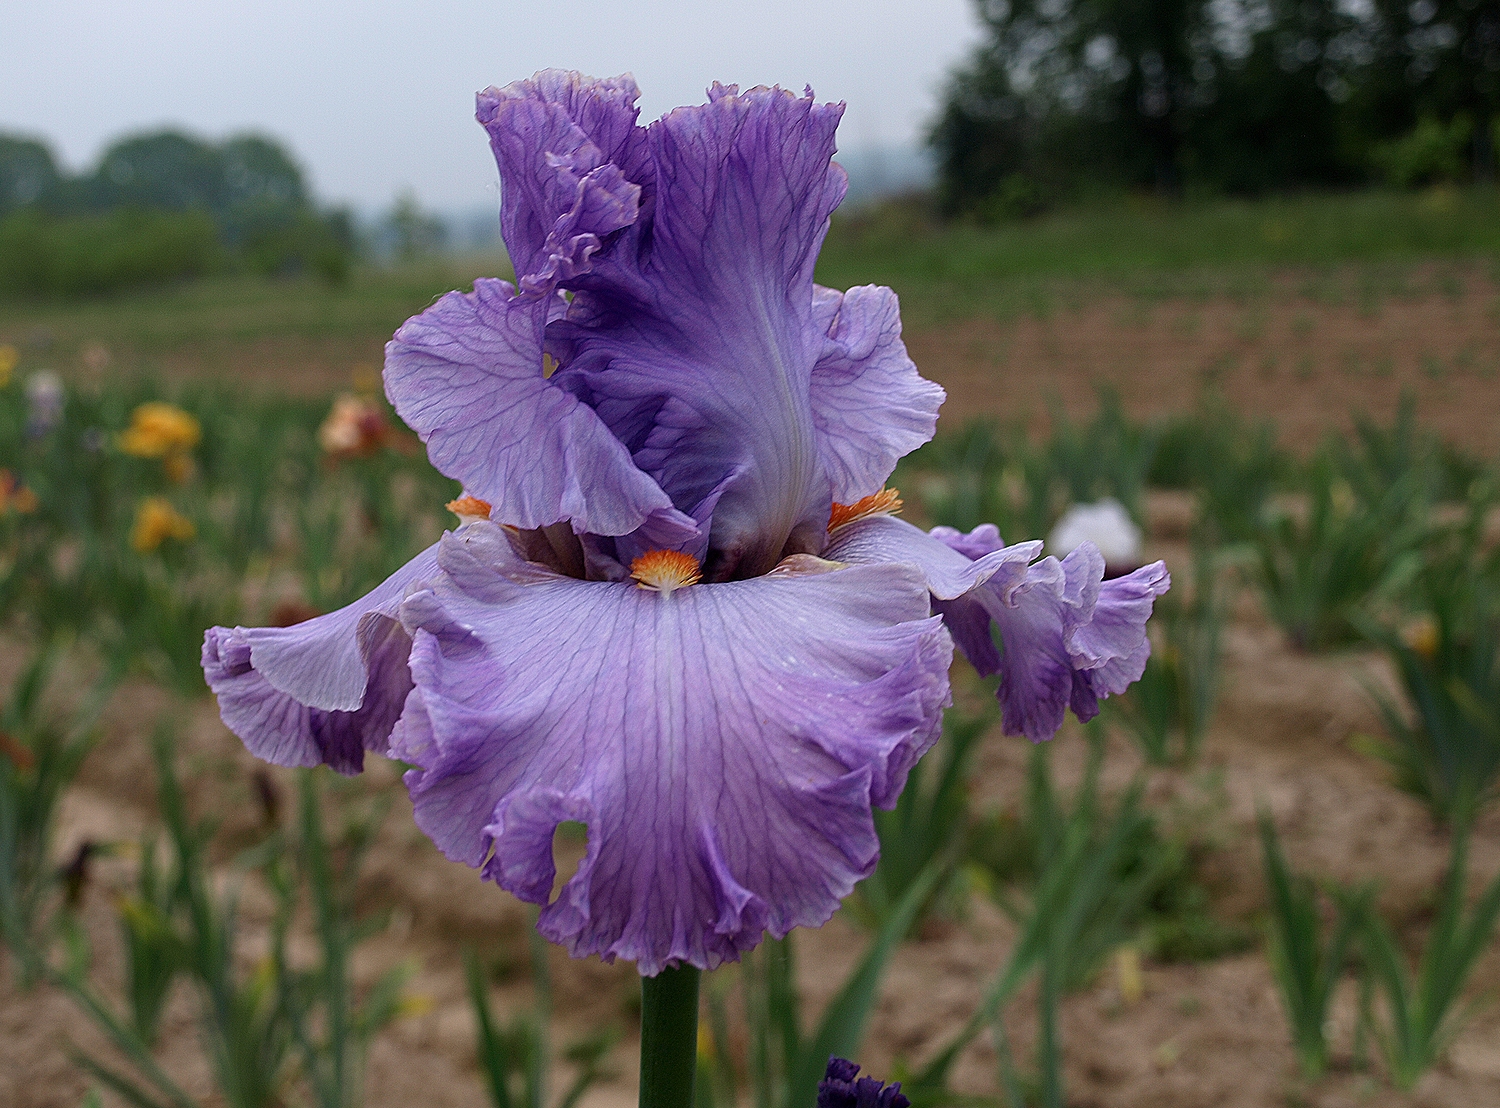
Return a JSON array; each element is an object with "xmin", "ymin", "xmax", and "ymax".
[
  {"xmin": 1372, "ymin": 116, "xmax": 1474, "ymax": 189},
  {"xmin": 237, "ymin": 207, "xmax": 354, "ymax": 285},
  {"xmin": 0, "ymin": 136, "xmax": 60, "ymax": 217},
  {"xmin": 0, "ymin": 128, "xmax": 356, "ymax": 296},
  {"xmin": 933, "ymin": 1, "xmax": 1500, "ymax": 211},
  {"xmin": 0, "ymin": 208, "xmax": 220, "ymax": 297}
]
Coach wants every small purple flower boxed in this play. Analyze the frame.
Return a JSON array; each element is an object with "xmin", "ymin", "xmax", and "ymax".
[
  {"xmin": 202, "ymin": 72, "xmax": 1166, "ymax": 975},
  {"xmin": 817, "ymin": 1057, "xmax": 910, "ymax": 1108}
]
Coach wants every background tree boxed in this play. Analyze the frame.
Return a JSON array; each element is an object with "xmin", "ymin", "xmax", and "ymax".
[
  {"xmin": 0, "ymin": 128, "xmax": 353, "ymax": 294},
  {"xmin": 1354, "ymin": 0, "xmax": 1500, "ymax": 180},
  {"xmin": 0, "ymin": 137, "xmax": 61, "ymax": 217},
  {"xmin": 932, "ymin": 0, "xmax": 1498, "ymax": 217}
]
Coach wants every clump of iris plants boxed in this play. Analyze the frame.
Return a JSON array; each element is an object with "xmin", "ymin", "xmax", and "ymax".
[{"xmin": 200, "ymin": 71, "xmax": 1168, "ymax": 1105}]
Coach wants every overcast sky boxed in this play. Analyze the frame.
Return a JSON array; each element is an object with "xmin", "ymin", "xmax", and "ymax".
[{"xmin": 2, "ymin": 1, "xmax": 982, "ymax": 214}]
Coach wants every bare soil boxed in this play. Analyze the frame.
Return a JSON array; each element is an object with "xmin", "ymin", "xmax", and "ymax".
[
  {"xmin": 5, "ymin": 279, "xmax": 1500, "ymax": 1107},
  {"xmin": 907, "ymin": 270, "xmax": 1500, "ymax": 454}
]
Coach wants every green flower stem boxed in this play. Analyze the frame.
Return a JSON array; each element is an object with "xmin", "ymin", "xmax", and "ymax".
[{"xmin": 639, "ymin": 963, "xmax": 701, "ymax": 1108}]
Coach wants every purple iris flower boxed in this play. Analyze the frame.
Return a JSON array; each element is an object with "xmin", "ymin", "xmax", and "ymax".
[
  {"xmin": 817, "ymin": 1058, "xmax": 910, "ymax": 1108},
  {"xmin": 201, "ymin": 71, "xmax": 1167, "ymax": 976}
]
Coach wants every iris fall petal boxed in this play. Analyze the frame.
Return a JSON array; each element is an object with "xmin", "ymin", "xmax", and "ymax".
[
  {"xmin": 830, "ymin": 516, "xmax": 1168, "ymax": 741},
  {"xmin": 201, "ymin": 545, "xmax": 439, "ymax": 773},
  {"xmin": 391, "ymin": 523, "xmax": 951, "ymax": 974}
]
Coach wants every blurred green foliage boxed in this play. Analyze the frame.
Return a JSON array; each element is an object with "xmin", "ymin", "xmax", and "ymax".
[
  {"xmin": 858, "ymin": 707, "xmax": 993, "ymax": 927},
  {"xmin": 894, "ymin": 388, "xmax": 1155, "ymax": 541},
  {"xmin": 1357, "ymin": 820, "xmax": 1500, "ymax": 1089},
  {"xmin": 1373, "ymin": 115, "xmax": 1478, "ymax": 189},
  {"xmin": 695, "ymin": 864, "xmax": 941, "ymax": 1108},
  {"xmin": 1359, "ymin": 497, "xmax": 1500, "ymax": 826},
  {"xmin": 0, "ymin": 129, "xmax": 354, "ymax": 296},
  {"xmin": 818, "ymin": 188, "xmax": 1500, "ymax": 327},
  {"xmin": 1110, "ymin": 544, "xmax": 1230, "ymax": 766},
  {"xmin": 1258, "ymin": 813, "xmax": 1370, "ymax": 1079},
  {"xmin": 0, "ymin": 208, "xmax": 221, "ymax": 297},
  {"xmin": 466, "ymin": 931, "xmax": 616, "ymax": 1108},
  {"xmin": 58, "ymin": 726, "xmax": 415, "ymax": 1108},
  {"xmin": 0, "ymin": 368, "xmax": 455, "ymax": 692},
  {"xmin": 972, "ymin": 732, "xmax": 1249, "ymax": 972},
  {"xmin": 0, "ymin": 648, "xmax": 113, "ymax": 983},
  {"xmin": 1251, "ymin": 398, "xmax": 1479, "ymax": 652}
]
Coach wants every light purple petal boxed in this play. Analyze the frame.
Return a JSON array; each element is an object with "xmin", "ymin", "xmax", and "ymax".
[
  {"xmin": 239, "ymin": 546, "xmax": 437, "ymax": 709},
  {"xmin": 942, "ymin": 533, "xmax": 1170, "ymax": 740},
  {"xmin": 476, "ymin": 71, "xmax": 651, "ymax": 295},
  {"xmin": 391, "ymin": 522, "xmax": 952, "ymax": 974},
  {"xmin": 385, "ymin": 277, "xmax": 695, "ymax": 540},
  {"xmin": 203, "ymin": 618, "xmax": 413, "ymax": 776},
  {"xmin": 835, "ymin": 521, "xmax": 1167, "ymax": 742},
  {"xmin": 931, "ymin": 522, "xmax": 1006, "ymax": 559},
  {"xmin": 823, "ymin": 513, "xmax": 1038, "ymax": 600},
  {"xmin": 981, "ymin": 558, "xmax": 1080, "ymax": 741},
  {"xmin": 931, "ymin": 593, "xmax": 1002, "ymax": 678},
  {"xmin": 201, "ymin": 545, "xmax": 439, "ymax": 773},
  {"xmin": 825, "ymin": 515, "xmax": 1029, "ymax": 709},
  {"xmin": 808, "ymin": 284, "xmax": 945, "ymax": 502},
  {"xmin": 550, "ymin": 85, "xmax": 848, "ymax": 577},
  {"xmin": 1071, "ymin": 559, "xmax": 1171, "ymax": 701}
]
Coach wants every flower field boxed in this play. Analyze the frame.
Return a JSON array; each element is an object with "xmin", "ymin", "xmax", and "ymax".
[{"xmin": 4, "ymin": 214, "xmax": 1500, "ymax": 1108}]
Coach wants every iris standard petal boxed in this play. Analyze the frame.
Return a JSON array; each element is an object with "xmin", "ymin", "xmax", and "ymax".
[
  {"xmin": 201, "ymin": 544, "xmax": 439, "ymax": 773},
  {"xmin": 550, "ymin": 85, "xmax": 847, "ymax": 578},
  {"xmin": 808, "ymin": 284, "xmax": 946, "ymax": 503},
  {"xmin": 391, "ymin": 522, "xmax": 952, "ymax": 974},
  {"xmin": 477, "ymin": 70, "xmax": 651, "ymax": 296},
  {"xmin": 385, "ymin": 278, "xmax": 695, "ymax": 540}
]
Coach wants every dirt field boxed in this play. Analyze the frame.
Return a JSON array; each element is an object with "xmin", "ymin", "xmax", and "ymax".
[
  {"xmin": 4, "ymin": 273, "xmax": 1500, "ymax": 1108},
  {"xmin": 907, "ymin": 269, "xmax": 1500, "ymax": 455}
]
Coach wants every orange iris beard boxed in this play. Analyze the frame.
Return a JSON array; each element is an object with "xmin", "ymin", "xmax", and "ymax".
[
  {"xmin": 827, "ymin": 488, "xmax": 902, "ymax": 532},
  {"xmin": 630, "ymin": 550, "xmax": 702, "ymax": 594}
]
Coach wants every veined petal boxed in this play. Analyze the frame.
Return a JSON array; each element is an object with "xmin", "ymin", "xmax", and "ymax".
[
  {"xmin": 551, "ymin": 85, "xmax": 848, "ymax": 578},
  {"xmin": 934, "ymin": 529, "xmax": 1170, "ymax": 740},
  {"xmin": 931, "ymin": 522, "xmax": 1007, "ymax": 560},
  {"xmin": 1066, "ymin": 559, "xmax": 1172, "ymax": 718},
  {"xmin": 477, "ymin": 70, "xmax": 651, "ymax": 295},
  {"xmin": 971, "ymin": 557, "xmax": 1079, "ymax": 741},
  {"xmin": 392, "ymin": 522, "xmax": 952, "ymax": 974},
  {"xmin": 825, "ymin": 515, "xmax": 1048, "ymax": 728},
  {"xmin": 830, "ymin": 518, "xmax": 1167, "ymax": 742},
  {"xmin": 385, "ymin": 277, "xmax": 695, "ymax": 540},
  {"xmin": 203, "ymin": 619, "xmax": 413, "ymax": 776},
  {"xmin": 809, "ymin": 285, "xmax": 945, "ymax": 502},
  {"xmin": 201, "ymin": 544, "xmax": 439, "ymax": 774},
  {"xmin": 824, "ymin": 513, "xmax": 1038, "ymax": 601}
]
